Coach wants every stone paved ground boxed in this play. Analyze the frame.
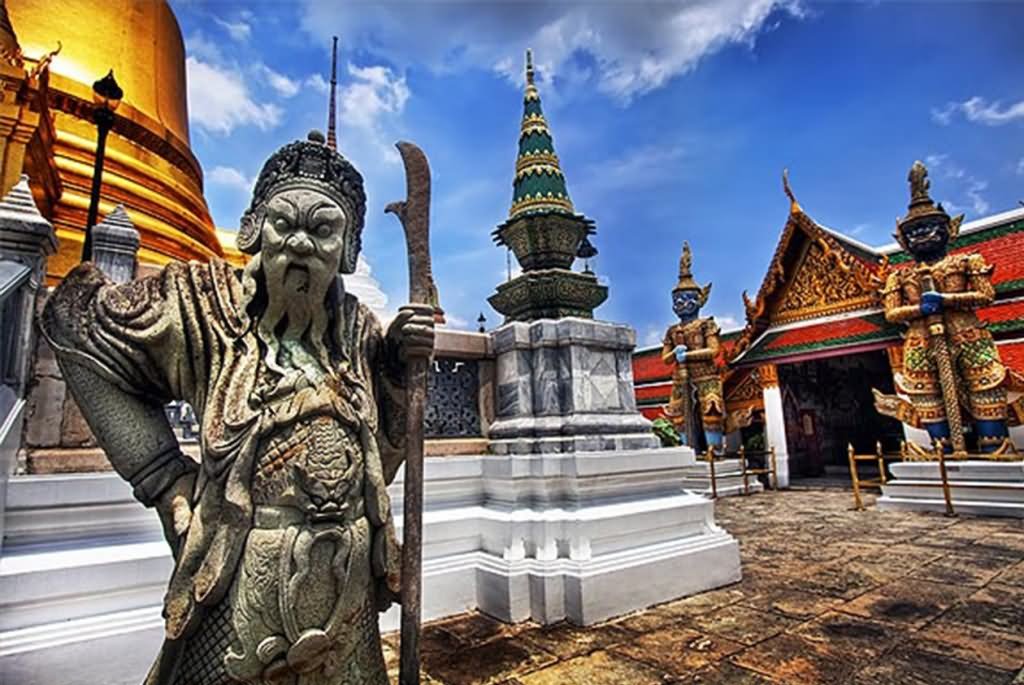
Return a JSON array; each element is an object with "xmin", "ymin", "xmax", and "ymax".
[{"xmin": 384, "ymin": 487, "xmax": 1024, "ymax": 684}]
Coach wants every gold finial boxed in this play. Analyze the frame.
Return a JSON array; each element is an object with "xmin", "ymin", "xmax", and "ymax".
[
  {"xmin": 908, "ymin": 160, "xmax": 931, "ymax": 207},
  {"xmin": 525, "ymin": 49, "xmax": 534, "ymax": 86},
  {"xmin": 782, "ymin": 168, "xmax": 801, "ymax": 214},
  {"xmin": 674, "ymin": 241, "xmax": 698, "ymax": 292}
]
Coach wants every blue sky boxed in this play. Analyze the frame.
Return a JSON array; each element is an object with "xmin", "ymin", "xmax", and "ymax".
[{"xmin": 172, "ymin": 0, "xmax": 1024, "ymax": 343}]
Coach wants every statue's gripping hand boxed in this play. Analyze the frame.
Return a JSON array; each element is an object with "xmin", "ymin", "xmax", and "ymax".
[
  {"xmin": 155, "ymin": 469, "xmax": 196, "ymax": 551},
  {"xmin": 388, "ymin": 303, "xmax": 436, "ymax": 361}
]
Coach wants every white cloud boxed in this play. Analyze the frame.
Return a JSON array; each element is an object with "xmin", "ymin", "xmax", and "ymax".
[
  {"xmin": 299, "ymin": 0, "xmax": 805, "ymax": 103},
  {"xmin": 306, "ymin": 73, "xmax": 330, "ymax": 95},
  {"xmin": 1017, "ymin": 157, "xmax": 1024, "ymax": 176},
  {"xmin": 185, "ymin": 32, "xmax": 225, "ymax": 63},
  {"xmin": 579, "ymin": 144, "xmax": 687, "ymax": 194},
  {"xmin": 214, "ymin": 16, "xmax": 252, "ymax": 42},
  {"xmin": 259, "ymin": 65, "xmax": 301, "ymax": 98},
  {"xmin": 186, "ymin": 57, "xmax": 283, "ymax": 135},
  {"xmin": 924, "ymin": 154, "xmax": 989, "ymax": 216},
  {"xmin": 339, "ymin": 64, "xmax": 410, "ymax": 130},
  {"xmin": 208, "ymin": 165, "xmax": 255, "ymax": 193},
  {"xmin": 335, "ymin": 63, "xmax": 411, "ymax": 162},
  {"xmin": 932, "ymin": 96, "xmax": 1024, "ymax": 127},
  {"xmin": 713, "ymin": 314, "xmax": 742, "ymax": 330}
]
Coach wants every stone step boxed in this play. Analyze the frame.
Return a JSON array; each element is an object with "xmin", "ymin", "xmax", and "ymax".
[{"xmin": 879, "ymin": 459, "xmax": 1024, "ymax": 518}]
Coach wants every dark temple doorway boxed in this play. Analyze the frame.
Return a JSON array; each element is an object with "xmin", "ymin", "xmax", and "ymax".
[{"xmin": 778, "ymin": 350, "xmax": 902, "ymax": 479}]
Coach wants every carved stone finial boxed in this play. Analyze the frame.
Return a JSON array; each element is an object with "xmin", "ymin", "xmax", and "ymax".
[
  {"xmin": 0, "ymin": 175, "xmax": 57, "ymax": 258},
  {"xmin": 92, "ymin": 204, "xmax": 140, "ymax": 283}
]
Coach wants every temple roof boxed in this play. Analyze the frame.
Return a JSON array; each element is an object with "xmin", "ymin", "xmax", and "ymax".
[
  {"xmin": 508, "ymin": 50, "xmax": 574, "ymax": 220},
  {"xmin": 727, "ymin": 175, "xmax": 1024, "ymax": 365},
  {"xmin": 733, "ymin": 311, "xmax": 900, "ymax": 366}
]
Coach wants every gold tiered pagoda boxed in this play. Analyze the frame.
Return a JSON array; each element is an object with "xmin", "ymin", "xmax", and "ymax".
[
  {"xmin": 488, "ymin": 50, "xmax": 607, "ymax": 321},
  {"xmin": 3, "ymin": 0, "xmax": 223, "ymax": 281}
]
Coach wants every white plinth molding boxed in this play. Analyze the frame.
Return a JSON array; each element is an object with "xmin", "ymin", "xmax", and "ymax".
[{"xmin": 1, "ymin": 447, "xmax": 741, "ymax": 683}]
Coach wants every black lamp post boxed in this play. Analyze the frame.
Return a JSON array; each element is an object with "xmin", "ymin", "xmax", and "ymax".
[
  {"xmin": 477, "ymin": 312, "xmax": 486, "ymax": 333},
  {"xmin": 81, "ymin": 69, "xmax": 123, "ymax": 261}
]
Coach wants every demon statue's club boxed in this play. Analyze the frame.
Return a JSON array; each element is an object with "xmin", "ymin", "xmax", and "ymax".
[
  {"xmin": 42, "ymin": 131, "xmax": 435, "ymax": 684},
  {"xmin": 874, "ymin": 160, "xmax": 1023, "ymax": 453},
  {"xmin": 660, "ymin": 243, "xmax": 749, "ymax": 450}
]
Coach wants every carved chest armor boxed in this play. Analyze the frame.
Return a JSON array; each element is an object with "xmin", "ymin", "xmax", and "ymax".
[{"xmin": 226, "ymin": 412, "xmax": 378, "ymax": 683}]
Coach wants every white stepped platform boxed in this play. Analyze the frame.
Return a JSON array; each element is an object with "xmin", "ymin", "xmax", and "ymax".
[
  {"xmin": 877, "ymin": 460, "xmax": 1024, "ymax": 518},
  {"xmin": 1, "ymin": 446, "xmax": 740, "ymax": 684},
  {"xmin": 679, "ymin": 459, "xmax": 766, "ymax": 498}
]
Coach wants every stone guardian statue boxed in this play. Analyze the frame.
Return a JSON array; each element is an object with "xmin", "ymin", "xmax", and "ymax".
[
  {"xmin": 661, "ymin": 242, "xmax": 750, "ymax": 450},
  {"xmin": 41, "ymin": 131, "xmax": 435, "ymax": 684},
  {"xmin": 874, "ymin": 160, "xmax": 1023, "ymax": 453}
]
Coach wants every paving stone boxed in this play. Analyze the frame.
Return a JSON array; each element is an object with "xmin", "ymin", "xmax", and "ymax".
[
  {"xmin": 667, "ymin": 661, "xmax": 777, "ymax": 685},
  {"xmin": 516, "ymin": 650, "xmax": 665, "ymax": 685},
  {"xmin": 942, "ymin": 583, "xmax": 1024, "ymax": 636},
  {"xmin": 791, "ymin": 611, "xmax": 901, "ymax": 660},
  {"xmin": 915, "ymin": 618, "xmax": 1024, "ymax": 671},
  {"xmin": 850, "ymin": 643, "xmax": 1016, "ymax": 685},
  {"xmin": 649, "ymin": 586, "xmax": 747, "ymax": 620},
  {"xmin": 422, "ymin": 634, "xmax": 558, "ymax": 685},
  {"xmin": 731, "ymin": 633, "xmax": 856, "ymax": 684},
  {"xmin": 837, "ymin": 578, "xmax": 972, "ymax": 629},
  {"xmin": 908, "ymin": 551, "xmax": 1016, "ymax": 587},
  {"xmin": 517, "ymin": 621, "xmax": 633, "ymax": 660},
  {"xmin": 689, "ymin": 604, "xmax": 800, "ymax": 646},
  {"xmin": 739, "ymin": 587, "xmax": 844, "ymax": 620},
  {"xmin": 608, "ymin": 623, "xmax": 745, "ymax": 675},
  {"xmin": 995, "ymin": 560, "xmax": 1024, "ymax": 587},
  {"xmin": 414, "ymin": 488, "xmax": 1024, "ymax": 684}
]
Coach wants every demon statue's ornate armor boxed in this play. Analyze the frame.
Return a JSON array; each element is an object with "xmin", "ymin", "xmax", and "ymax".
[
  {"xmin": 874, "ymin": 160, "xmax": 1022, "ymax": 453},
  {"xmin": 661, "ymin": 242, "xmax": 734, "ymax": 450},
  {"xmin": 41, "ymin": 131, "xmax": 435, "ymax": 684}
]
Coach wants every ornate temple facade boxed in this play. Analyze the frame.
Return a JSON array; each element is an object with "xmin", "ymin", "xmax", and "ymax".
[{"xmin": 633, "ymin": 184, "xmax": 1024, "ymax": 486}]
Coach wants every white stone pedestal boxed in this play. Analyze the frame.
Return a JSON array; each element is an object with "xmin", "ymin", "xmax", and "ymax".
[
  {"xmin": 1, "ymin": 447, "xmax": 741, "ymax": 684},
  {"xmin": 679, "ymin": 459, "xmax": 765, "ymax": 498},
  {"xmin": 878, "ymin": 460, "xmax": 1024, "ymax": 518}
]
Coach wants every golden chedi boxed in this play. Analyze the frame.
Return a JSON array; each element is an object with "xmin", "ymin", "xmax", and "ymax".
[{"xmin": 7, "ymin": 0, "xmax": 222, "ymax": 281}]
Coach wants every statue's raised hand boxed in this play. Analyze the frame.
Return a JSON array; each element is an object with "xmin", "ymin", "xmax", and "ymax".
[{"xmin": 389, "ymin": 303, "xmax": 435, "ymax": 361}]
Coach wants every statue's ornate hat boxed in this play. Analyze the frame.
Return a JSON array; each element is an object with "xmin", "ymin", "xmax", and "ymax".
[
  {"xmin": 674, "ymin": 241, "xmax": 712, "ymax": 305},
  {"xmin": 237, "ymin": 130, "xmax": 367, "ymax": 274},
  {"xmin": 895, "ymin": 160, "xmax": 963, "ymax": 248}
]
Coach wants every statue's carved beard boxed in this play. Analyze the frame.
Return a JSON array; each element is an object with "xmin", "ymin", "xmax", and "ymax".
[{"xmin": 242, "ymin": 250, "xmax": 336, "ymax": 381}]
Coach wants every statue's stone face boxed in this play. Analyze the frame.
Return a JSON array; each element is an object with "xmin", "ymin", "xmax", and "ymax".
[
  {"xmin": 902, "ymin": 216, "xmax": 950, "ymax": 262},
  {"xmin": 673, "ymin": 290, "xmax": 701, "ymax": 321},
  {"xmin": 253, "ymin": 187, "xmax": 348, "ymax": 378},
  {"xmin": 261, "ymin": 187, "xmax": 347, "ymax": 285}
]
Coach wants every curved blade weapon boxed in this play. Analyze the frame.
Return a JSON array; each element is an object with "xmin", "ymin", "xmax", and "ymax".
[{"xmin": 385, "ymin": 140, "xmax": 434, "ymax": 685}]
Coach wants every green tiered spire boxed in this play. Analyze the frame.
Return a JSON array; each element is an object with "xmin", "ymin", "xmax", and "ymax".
[
  {"xmin": 488, "ymin": 49, "xmax": 607, "ymax": 322},
  {"xmin": 509, "ymin": 50, "xmax": 574, "ymax": 219}
]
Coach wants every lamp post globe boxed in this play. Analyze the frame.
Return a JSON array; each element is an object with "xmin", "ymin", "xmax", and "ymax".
[{"xmin": 81, "ymin": 69, "xmax": 123, "ymax": 261}]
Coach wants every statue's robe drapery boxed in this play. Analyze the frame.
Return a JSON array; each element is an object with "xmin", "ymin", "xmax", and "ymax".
[{"xmin": 42, "ymin": 259, "xmax": 406, "ymax": 684}]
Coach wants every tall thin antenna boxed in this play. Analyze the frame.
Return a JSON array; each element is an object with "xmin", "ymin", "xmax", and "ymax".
[{"xmin": 327, "ymin": 35, "xmax": 338, "ymax": 150}]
